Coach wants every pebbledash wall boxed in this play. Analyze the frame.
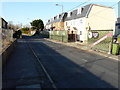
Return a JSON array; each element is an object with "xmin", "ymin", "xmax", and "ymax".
[{"xmin": 0, "ymin": 17, "xmax": 14, "ymax": 52}]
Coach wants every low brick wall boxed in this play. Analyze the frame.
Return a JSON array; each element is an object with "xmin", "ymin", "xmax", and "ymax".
[{"xmin": 1, "ymin": 40, "xmax": 17, "ymax": 67}]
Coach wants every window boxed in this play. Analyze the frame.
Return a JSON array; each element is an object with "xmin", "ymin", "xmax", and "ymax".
[
  {"xmin": 118, "ymin": 25, "xmax": 120, "ymax": 29},
  {"xmin": 77, "ymin": 8, "xmax": 81, "ymax": 14},
  {"xmin": 73, "ymin": 21, "xmax": 75, "ymax": 25},
  {"xmin": 81, "ymin": 7, "xmax": 84, "ymax": 13},
  {"xmin": 3, "ymin": 21, "xmax": 6, "ymax": 28},
  {"xmin": 54, "ymin": 16, "xmax": 57, "ymax": 20},
  {"xmin": 66, "ymin": 22, "xmax": 67, "ymax": 26},
  {"xmin": 70, "ymin": 12, "xmax": 72, "ymax": 16},
  {"xmin": 72, "ymin": 21, "xmax": 74, "ymax": 25},
  {"xmin": 48, "ymin": 20, "xmax": 50, "ymax": 22},
  {"xmin": 67, "ymin": 12, "xmax": 71, "ymax": 17},
  {"xmin": 80, "ymin": 31, "xmax": 82, "ymax": 35},
  {"xmin": 59, "ymin": 15, "xmax": 61, "ymax": 18},
  {"xmin": 80, "ymin": 19, "xmax": 83, "ymax": 24}
]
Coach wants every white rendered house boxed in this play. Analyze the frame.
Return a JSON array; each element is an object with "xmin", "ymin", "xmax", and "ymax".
[{"xmin": 64, "ymin": 4, "xmax": 116, "ymax": 43}]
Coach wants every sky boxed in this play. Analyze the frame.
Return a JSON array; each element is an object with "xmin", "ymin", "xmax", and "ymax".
[
  {"xmin": 0, "ymin": 0, "xmax": 119, "ymax": 27},
  {"xmin": 118, "ymin": 1, "xmax": 120, "ymax": 17}
]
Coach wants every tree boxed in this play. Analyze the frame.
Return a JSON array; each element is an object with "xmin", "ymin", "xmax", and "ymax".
[
  {"xmin": 30, "ymin": 19, "xmax": 44, "ymax": 35},
  {"xmin": 14, "ymin": 24, "xmax": 20, "ymax": 30},
  {"xmin": 8, "ymin": 21, "xmax": 22, "ymax": 31},
  {"xmin": 21, "ymin": 27, "xmax": 30, "ymax": 34},
  {"xmin": 8, "ymin": 21, "xmax": 13, "ymax": 30},
  {"xmin": 21, "ymin": 27, "xmax": 29, "ymax": 31}
]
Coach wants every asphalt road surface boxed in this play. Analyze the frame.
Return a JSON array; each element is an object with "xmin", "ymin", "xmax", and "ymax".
[{"xmin": 3, "ymin": 36, "xmax": 118, "ymax": 89}]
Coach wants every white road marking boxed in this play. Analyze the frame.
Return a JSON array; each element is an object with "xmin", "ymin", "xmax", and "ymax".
[{"xmin": 82, "ymin": 59, "xmax": 88, "ymax": 62}]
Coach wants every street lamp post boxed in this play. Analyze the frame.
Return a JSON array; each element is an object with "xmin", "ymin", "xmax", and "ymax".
[{"xmin": 55, "ymin": 4, "xmax": 63, "ymax": 13}]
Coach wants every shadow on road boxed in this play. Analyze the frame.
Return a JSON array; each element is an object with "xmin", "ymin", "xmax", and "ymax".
[
  {"xmin": 3, "ymin": 35, "xmax": 118, "ymax": 88},
  {"xmin": 24, "ymin": 36, "xmax": 118, "ymax": 88}
]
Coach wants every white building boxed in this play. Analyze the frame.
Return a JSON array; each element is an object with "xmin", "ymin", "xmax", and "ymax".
[
  {"xmin": 46, "ymin": 19, "xmax": 52, "ymax": 30},
  {"xmin": 64, "ymin": 4, "xmax": 116, "ymax": 43}
]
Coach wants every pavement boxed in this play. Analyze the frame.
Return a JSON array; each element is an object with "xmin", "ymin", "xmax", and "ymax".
[
  {"xmin": 45, "ymin": 38, "xmax": 119, "ymax": 61},
  {"xmin": 2, "ymin": 39, "xmax": 41, "ymax": 89}
]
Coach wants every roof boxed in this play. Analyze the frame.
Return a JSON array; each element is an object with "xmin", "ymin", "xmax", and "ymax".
[
  {"xmin": 46, "ymin": 12, "xmax": 67, "ymax": 25},
  {"xmin": 0, "ymin": 17, "xmax": 8, "ymax": 24},
  {"xmin": 46, "ymin": 4, "xmax": 113, "ymax": 24},
  {"xmin": 65, "ymin": 4, "xmax": 92, "ymax": 21},
  {"xmin": 65, "ymin": 4, "xmax": 113, "ymax": 21}
]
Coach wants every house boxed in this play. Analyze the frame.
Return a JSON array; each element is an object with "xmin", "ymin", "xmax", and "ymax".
[
  {"xmin": 46, "ymin": 19, "xmax": 52, "ymax": 30},
  {"xmin": 114, "ymin": 1, "xmax": 120, "ymax": 36},
  {"xmin": 115, "ymin": 1, "xmax": 120, "ymax": 36},
  {"xmin": 0, "ymin": 17, "xmax": 8, "ymax": 29},
  {"xmin": 64, "ymin": 4, "xmax": 116, "ymax": 43},
  {"xmin": 115, "ymin": 18, "xmax": 120, "ymax": 35},
  {"xmin": 46, "ymin": 12, "xmax": 67, "ymax": 31},
  {"xmin": 46, "ymin": 4, "xmax": 116, "ymax": 43}
]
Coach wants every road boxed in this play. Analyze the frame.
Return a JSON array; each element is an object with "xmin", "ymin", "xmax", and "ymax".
[{"xmin": 3, "ymin": 36, "xmax": 118, "ymax": 88}]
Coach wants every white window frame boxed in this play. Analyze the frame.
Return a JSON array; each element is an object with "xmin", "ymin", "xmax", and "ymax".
[
  {"xmin": 77, "ymin": 8, "xmax": 81, "ymax": 15},
  {"xmin": 67, "ymin": 12, "xmax": 71, "ymax": 17}
]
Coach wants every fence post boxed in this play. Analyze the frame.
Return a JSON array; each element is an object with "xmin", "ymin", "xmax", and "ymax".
[
  {"xmin": 108, "ymin": 40, "xmax": 113, "ymax": 54},
  {"xmin": 62, "ymin": 35, "xmax": 63, "ymax": 42}
]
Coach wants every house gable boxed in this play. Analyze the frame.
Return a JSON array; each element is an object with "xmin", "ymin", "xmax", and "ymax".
[
  {"xmin": 87, "ymin": 4, "xmax": 116, "ymax": 30},
  {"xmin": 0, "ymin": 17, "xmax": 8, "ymax": 29}
]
